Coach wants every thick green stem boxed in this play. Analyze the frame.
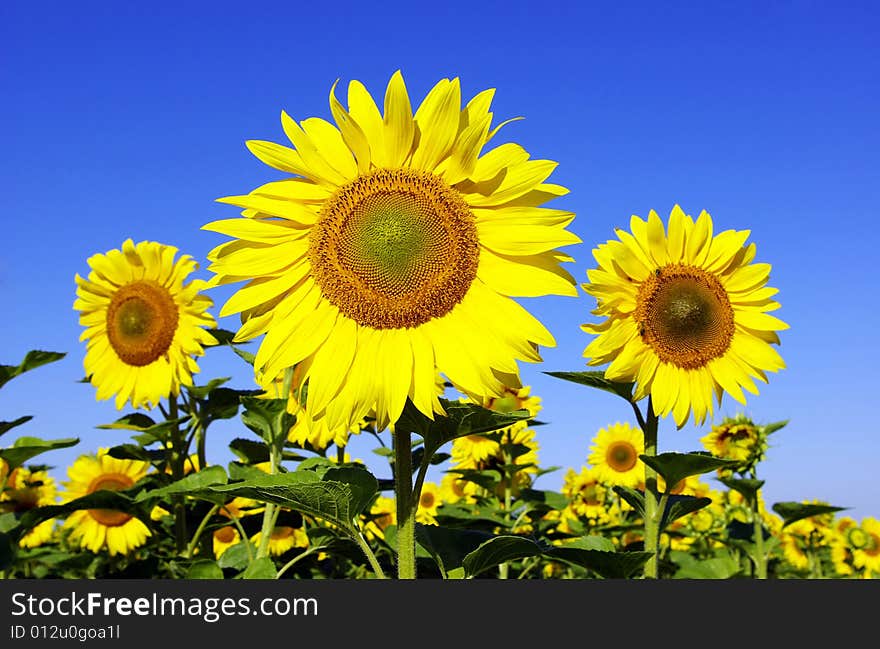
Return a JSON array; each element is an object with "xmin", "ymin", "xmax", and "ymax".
[
  {"xmin": 169, "ymin": 396, "xmax": 188, "ymax": 554},
  {"xmin": 394, "ymin": 429, "xmax": 415, "ymax": 579},
  {"xmin": 256, "ymin": 444, "xmax": 280, "ymax": 559},
  {"xmin": 636, "ymin": 398, "xmax": 660, "ymax": 579},
  {"xmin": 749, "ymin": 469, "xmax": 768, "ymax": 579},
  {"xmin": 498, "ymin": 435, "xmax": 513, "ymax": 580}
]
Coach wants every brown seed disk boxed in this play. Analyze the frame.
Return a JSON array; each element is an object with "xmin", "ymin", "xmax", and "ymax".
[
  {"xmin": 635, "ymin": 264, "xmax": 735, "ymax": 370},
  {"xmin": 106, "ymin": 280, "xmax": 179, "ymax": 366},
  {"xmin": 309, "ymin": 169, "xmax": 479, "ymax": 329},
  {"xmin": 606, "ymin": 441, "xmax": 638, "ymax": 472},
  {"xmin": 87, "ymin": 474, "xmax": 135, "ymax": 527}
]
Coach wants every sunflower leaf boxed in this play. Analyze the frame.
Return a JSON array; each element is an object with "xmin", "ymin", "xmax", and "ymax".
[
  {"xmin": 762, "ymin": 420, "xmax": 789, "ymax": 436},
  {"xmin": 612, "ymin": 486, "xmax": 646, "ymax": 518},
  {"xmin": 205, "ymin": 467, "xmax": 378, "ymax": 536},
  {"xmin": 0, "ymin": 437, "xmax": 80, "ymax": 472},
  {"xmin": 416, "ymin": 524, "xmax": 494, "ymax": 577},
  {"xmin": 0, "ymin": 416, "xmax": 33, "ymax": 439},
  {"xmin": 186, "ymin": 559, "xmax": 225, "ymax": 580},
  {"xmin": 396, "ymin": 398, "xmax": 529, "ymax": 461},
  {"xmin": 660, "ymin": 495, "xmax": 713, "ymax": 530},
  {"xmin": 240, "ymin": 397, "xmax": 294, "ymax": 446},
  {"xmin": 640, "ymin": 452, "xmax": 741, "ymax": 489},
  {"xmin": 96, "ymin": 413, "xmax": 156, "ymax": 431},
  {"xmin": 717, "ymin": 477, "xmax": 765, "ymax": 503},
  {"xmin": 544, "ymin": 371, "xmax": 634, "ymax": 402},
  {"xmin": 547, "ymin": 545, "xmax": 653, "ymax": 579},
  {"xmin": 771, "ymin": 501, "xmax": 847, "ymax": 528},
  {"xmin": 184, "ymin": 377, "xmax": 231, "ymax": 400},
  {"xmin": 462, "ymin": 535, "xmax": 545, "ymax": 577},
  {"xmin": 134, "ymin": 465, "xmax": 229, "ymax": 503},
  {"xmin": 671, "ymin": 549, "xmax": 742, "ymax": 579},
  {"xmin": 106, "ymin": 444, "xmax": 168, "ymax": 464},
  {"xmin": 239, "ymin": 557, "xmax": 277, "ymax": 579},
  {"xmin": 0, "ymin": 350, "xmax": 66, "ymax": 390},
  {"xmin": 205, "ymin": 329, "xmax": 238, "ymax": 346}
]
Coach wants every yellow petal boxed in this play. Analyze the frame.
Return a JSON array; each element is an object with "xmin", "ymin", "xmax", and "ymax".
[
  {"xmin": 412, "ymin": 77, "xmax": 461, "ymax": 171},
  {"xmin": 383, "ymin": 70, "xmax": 415, "ymax": 168}
]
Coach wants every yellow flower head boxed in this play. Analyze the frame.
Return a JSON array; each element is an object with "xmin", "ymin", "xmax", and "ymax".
[
  {"xmin": 212, "ymin": 525, "xmax": 241, "ymax": 558},
  {"xmin": 61, "ymin": 448, "xmax": 152, "ymax": 556},
  {"xmin": 581, "ymin": 206, "xmax": 787, "ymax": 427},
  {"xmin": 562, "ymin": 467, "xmax": 609, "ymax": 522},
  {"xmin": 203, "ymin": 72, "xmax": 580, "ymax": 433},
  {"xmin": 587, "ymin": 422, "xmax": 644, "ymax": 488},
  {"xmin": 851, "ymin": 517, "xmax": 880, "ymax": 574},
  {"xmin": 364, "ymin": 495, "xmax": 396, "ymax": 541},
  {"xmin": 74, "ymin": 239, "xmax": 218, "ymax": 410},
  {"xmin": 1, "ymin": 467, "xmax": 59, "ymax": 549},
  {"xmin": 700, "ymin": 414, "xmax": 767, "ymax": 469},
  {"xmin": 251, "ymin": 525, "xmax": 309, "ymax": 557},
  {"xmin": 416, "ymin": 482, "xmax": 441, "ymax": 525}
]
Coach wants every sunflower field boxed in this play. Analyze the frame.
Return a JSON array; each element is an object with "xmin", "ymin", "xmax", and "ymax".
[{"xmin": 1, "ymin": 73, "xmax": 875, "ymax": 582}]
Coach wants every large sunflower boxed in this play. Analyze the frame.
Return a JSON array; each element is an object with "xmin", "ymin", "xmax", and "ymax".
[
  {"xmin": 74, "ymin": 239, "xmax": 218, "ymax": 410},
  {"xmin": 587, "ymin": 421, "xmax": 644, "ymax": 488},
  {"xmin": 1, "ymin": 466, "xmax": 58, "ymax": 548},
  {"xmin": 581, "ymin": 206, "xmax": 787, "ymax": 427},
  {"xmin": 61, "ymin": 449, "xmax": 152, "ymax": 556},
  {"xmin": 203, "ymin": 72, "xmax": 579, "ymax": 431}
]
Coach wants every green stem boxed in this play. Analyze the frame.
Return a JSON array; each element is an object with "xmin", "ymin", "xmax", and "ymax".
[
  {"xmin": 499, "ymin": 436, "xmax": 513, "ymax": 580},
  {"xmin": 229, "ymin": 515, "xmax": 254, "ymax": 563},
  {"xmin": 275, "ymin": 545, "xmax": 323, "ymax": 579},
  {"xmin": 256, "ymin": 444, "xmax": 280, "ymax": 559},
  {"xmin": 169, "ymin": 395, "xmax": 188, "ymax": 554},
  {"xmin": 353, "ymin": 530, "xmax": 388, "ymax": 580},
  {"xmin": 749, "ymin": 469, "xmax": 768, "ymax": 579},
  {"xmin": 394, "ymin": 429, "xmax": 415, "ymax": 579},
  {"xmin": 186, "ymin": 504, "xmax": 220, "ymax": 559},
  {"xmin": 635, "ymin": 397, "xmax": 660, "ymax": 579}
]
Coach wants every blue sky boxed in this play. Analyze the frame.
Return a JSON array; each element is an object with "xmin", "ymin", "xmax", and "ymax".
[{"xmin": 2, "ymin": 1, "xmax": 878, "ymax": 520}]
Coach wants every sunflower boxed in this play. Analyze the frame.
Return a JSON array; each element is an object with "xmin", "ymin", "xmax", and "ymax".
[
  {"xmin": 851, "ymin": 518, "xmax": 880, "ymax": 574},
  {"xmin": 364, "ymin": 495, "xmax": 396, "ymax": 541},
  {"xmin": 561, "ymin": 467, "xmax": 609, "ymax": 523},
  {"xmin": 61, "ymin": 449, "xmax": 152, "ymax": 556},
  {"xmin": 700, "ymin": 414, "xmax": 766, "ymax": 468},
  {"xmin": 74, "ymin": 239, "xmax": 218, "ymax": 410},
  {"xmin": 439, "ymin": 472, "xmax": 477, "ymax": 504},
  {"xmin": 416, "ymin": 482, "xmax": 441, "ymax": 525},
  {"xmin": 212, "ymin": 525, "xmax": 241, "ymax": 558},
  {"xmin": 1, "ymin": 467, "xmax": 58, "ymax": 548},
  {"xmin": 581, "ymin": 206, "xmax": 787, "ymax": 427},
  {"xmin": 203, "ymin": 71, "xmax": 579, "ymax": 432},
  {"xmin": 251, "ymin": 525, "xmax": 309, "ymax": 557},
  {"xmin": 587, "ymin": 422, "xmax": 644, "ymax": 488}
]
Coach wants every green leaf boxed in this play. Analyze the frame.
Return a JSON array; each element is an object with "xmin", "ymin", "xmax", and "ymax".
[
  {"xmin": 671, "ymin": 549, "xmax": 742, "ymax": 579},
  {"xmin": 240, "ymin": 397, "xmax": 294, "ymax": 445},
  {"xmin": 396, "ymin": 398, "xmax": 529, "ymax": 463},
  {"xmin": 0, "ymin": 513, "xmax": 17, "ymax": 533},
  {"xmin": 762, "ymin": 420, "xmax": 788, "ymax": 436},
  {"xmin": 0, "ymin": 350, "xmax": 66, "ymax": 390},
  {"xmin": 106, "ymin": 444, "xmax": 167, "ymax": 464},
  {"xmin": 772, "ymin": 501, "xmax": 847, "ymax": 528},
  {"xmin": 186, "ymin": 559, "xmax": 225, "ymax": 579},
  {"xmin": 95, "ymin": 413, "xmax": 156, "ymax": 431},
  {"xmin": 547, "ymin": 546, "xmax": 653, "ymax": 579},
  {"xmin": 0, "ymin": 437, "xmax": 79, "ymax": 471},
  {"xmin": 205, "ymin": 329, "xmax": 238, "ymax": 346},
  {"xmin": 12, "ymin": 489, "xmax": 148, "ymax": 541},
  {"xmin": 661, "ymin": 496, "xmax": 713, "ymax": 530},
  {"xmin": 518, "ymin": 489, "xmax": 569, "ymax": 511},
  {"xmin": 217, "ymin": 542, "xmax": 254, "ymax": 570},
  {"xmin": 205, "ymin": 387, "xmax": 253, "ymax": 422},
  {"xmin": 0, "ymin": 532, "xmax": 15, "ymax": 570},
  {"xmin": 134, "ymin": 465, "xmax": 228, "ymax": 502},
  {"xmin": 463, "ymin": 535, "xmax": 544, "ymax": 578},
  {"xmin": 185, "ymin": 377, "xmax": 231, "ymax": 400},
  {"xmin": 544, "ymin": 370, "xmax": 634, "ymax": 401},
  {"xmin": 416, "ymin": 525, "xmax": 494, "ymax": 576},
  {"xmin": 718, "ymin": 477, "xmax": 765, "ymax": 503},
  {"xmin": 207, "ymin": 467, "xmax": 378, "ymax": 536},
  {"xmin": 240, "ymin": 557, "xmax": 277, "ymax": 579},
  {"xmin": 612, "ymin": 486, "xmax": 645, "ymax": 518},
  {"xmin": 640, "ymin": 452, "xmax": 741, "ymax": 490},
  {"xmin": 446, "ymin": 468, "xmax": 502, "ymax": 491},
  {"xmin": 566, "ymin": 535, "xmax": 616, "ymax": 552},
  {"xmin": 229, "ymin": 438, "xmax": 271, "ymax": 464},
  {"xmin": 232, "ymin": 346, "xmax": 256, "ymax": 366},
  {"xmin": 0, "ymin": 416, "xmax": 33, "ymax": 438}
]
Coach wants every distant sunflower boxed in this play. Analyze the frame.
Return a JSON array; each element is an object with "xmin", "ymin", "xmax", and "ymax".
[
  {"xmin": 364, "ymin": 495, "xmax": 396, "ymax": 541},
  {"xmin": 251, "ymin": 525, "xmax": 309, "ymax": 557},
  {"xmin": 562, "ymin": 467, "xmax": 608, "ymax": 522},
  {"xmin": 851, "ymin": 518, "xmax": 880, "ymax": 574},
  {"xmin": 587, "ymin": 422, "xmax": 644, "ymax": 488},
  {"xmin": 61, "ymin": 449, "xmax": 151, "ymax": 556},
  {"xmin": 582, "ymin": 206, "xmax": 787, "ymax": 427},
  {"xmin": 203, "ymin": 71, "xmax": 579, "ymax": 432},
  {"xmin": 1, "ymin": 467, "xmax": 58, "ymax": 548},
  {"xmin": 213, "ymin": 525, "xmax": 241, "ymax": 558},
  {"xmin": 74, "ymin": 239, "xmax": 217, "ymax": 410},
  {"xmin": 700, "ymin": 414, "xmax": 766, "ymax": 467},
  {"xmin": 416, "ymin": 482, "xmax": 440, "ymax": 525}
]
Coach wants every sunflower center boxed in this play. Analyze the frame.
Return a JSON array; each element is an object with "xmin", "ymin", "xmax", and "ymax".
[
  {"xmin": 271, "ymin": 526, "xmax": 295, "ymax": 540},
  {"xmin": 309, "ymin": 169, "xmax": 479, "ymax": 329},
  {"xmin": 635, "ymin": 264, "xmax": 735, "ymax": 370},
  {"xmin": 87, "ymin": 473, "xmax": 134, "ymax": 527},
  {"xmin": 106, "ymin": 281, "xmax": 179, "ymax": 366},
  {"xmin": 420, "ymin": 491, "xmax": 436, "ymax": 509},
  {"xmin": 605, "ymin": 441, "xmax": 638, "ymax": 472},
  {"xmin": 214, "ymin": 526, "xmax": 237, "ymax": 544}
]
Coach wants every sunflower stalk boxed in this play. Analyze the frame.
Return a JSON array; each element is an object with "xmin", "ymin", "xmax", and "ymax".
[
  {"xmin": 749, "ymin": 468, "xmax": 768, "ymax": 579},
  {"xmin": 394, "ymin": 429, "xmax": 416, "ymax": 579},
  {"xmin": 635, "ymin": 397, "xmax": 661, "ymax": 579},
  {"xmin": 186, "ymin": 504, "xmax": 220, "ymax": 559},
  {"xmin": 168, "ymin": 395, "xmax": 188, "ymax": 554}
]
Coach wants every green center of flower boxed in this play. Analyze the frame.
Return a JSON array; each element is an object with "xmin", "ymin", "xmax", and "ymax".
[
  {"xmin": 309, "ymin": 169, "xmax": 479, "ymax": 329},
  {"xmin": 606, "ymin": 441, "xmax": 638, "ymax": 472},
  {"xmin": 636, "ymin": 264, "xmax": 735, "ymax": 370},
  {"xmin": 848, "ymin": 528, "xmax": 870, "ymax": 550},
  {"xmin": 106, "ymin": 281, "xmax": 179, "ymax": 367},
  {"xmin": 87, "ymin": 473, "xmax": 134, "ymax": 528}
]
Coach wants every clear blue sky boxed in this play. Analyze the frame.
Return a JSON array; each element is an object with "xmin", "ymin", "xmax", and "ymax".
[{"xmin": 2, "ymin": 1, "xmax": 878, "ymax": 520}]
